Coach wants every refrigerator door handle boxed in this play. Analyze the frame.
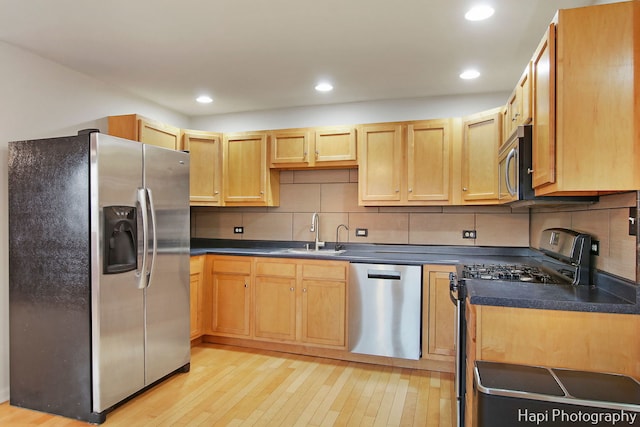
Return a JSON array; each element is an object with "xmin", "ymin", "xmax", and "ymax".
[
  {"xmin": 136, "ymin": 187, "xmax": 150, "ymax": 290},
  {"xmin": 146, "ymin": 188, "xmax": 158, "ymax": 288}
]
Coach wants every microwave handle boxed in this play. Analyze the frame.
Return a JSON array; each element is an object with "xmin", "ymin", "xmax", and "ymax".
[{"xmin": 505, "ymin": 147, "xmax": 517, "ymax": 196}]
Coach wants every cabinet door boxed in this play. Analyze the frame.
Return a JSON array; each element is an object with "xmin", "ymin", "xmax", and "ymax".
[
  {"xmin": 423, "ymin": 266, "xmax": 456, "ymax": 360},
  {"xmin": 223, "ymin": 133, "xmax": 268, "ymax": 204},
  {"xmin": 461, "ymin": 110, "xmax": 501, "ymax": 203},
  {"xmin": 189, "ymin": 256, "xmax": 204, "ymax": 340},
  {"xmin": 254, "ymin": 276, "xmax": 297, "ymax": 342},
  {"xmin": 358, "ymin": 124, "xmax": 403, "ymax": 203},
  {"xmin": 138, "ymin": 118, "xmax": 181, "ymax": 150},
  {"xmin": 210, "ymin": 273, "xmax": 250, "ymax": 336},
  {"xmin": 407, "ymin": 120, "xmax": 451, "ymax": 202},
  {"xmin": 270, "ymin": 129, "xmax": 311, "ymax": 167},
  {"xmin": 531, "ymin": 23, "xmax": 556, "ymax": 189},
  {"xmin": 184, "ymin": 131, "xmax": 222, "ymax": 206},
  {"xmin": 314, "ymin": 126, "xmax": 357, "ymax": 165},
  {"xmin": 301, "ymin": 279, "xmax": 346, "ymax": 347}
]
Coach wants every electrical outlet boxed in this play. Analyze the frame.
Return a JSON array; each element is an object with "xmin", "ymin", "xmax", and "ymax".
[
  {"xmin": 355, "ymin": 228, "xmax": 368, "ymax": 237},
  {"xmin": 462, "ymin": 230, "xmax": 477, "ymax": 239},
  {"xmin": 233, "ymin": 226, "xmax": 244, "ymax": 234},
  {"xmin": 591, "ymin": 240, "xmax": 599, "ymax": 256}
]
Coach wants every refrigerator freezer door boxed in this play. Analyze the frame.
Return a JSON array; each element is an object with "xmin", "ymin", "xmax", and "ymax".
[
  {"xmin": 142, "ymin": 144, "xmax": 191, "ymax": 385},
  {"xmin": 92, "ymin": 134, "xmax": 145, "ymax": 412}
]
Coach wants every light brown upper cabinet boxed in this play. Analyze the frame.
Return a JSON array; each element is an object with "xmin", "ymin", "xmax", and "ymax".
[
  {"xmin": 461, "ymin": 108, "xmax": 502, "ymax": 204},
  {"xmin": 532, "ymin": 2, "xmax": 639, "ymax": 195},
  {"xmin": 503, "ymin": 63, "xmax": 532, "ymax": 145},
  {"xmin": 183, "ymin": 130, "xmax": 222, "ymax": 206},
  {"xmin": 223, "ymin": 132, "xmax": 279, "ymax": 206},
  {"xmin": 358, "ymin": 123, "xmax": 403, "ymax": 204},
  {"xmin": 108, "ymin": 114, "xmax": 182, "ymax": 150},
  {"xmin": 269, "ymin": 126, "xmax": 357, "ymax": 168},
  {"xmin": 358, "ymin": 119, "xmax": 453, "ymax": 206},
  {"xmin": 531, "ymin": 23, "xmax": 556, "ymax": 190}
]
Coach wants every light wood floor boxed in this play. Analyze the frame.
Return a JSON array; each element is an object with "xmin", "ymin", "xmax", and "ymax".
[{"xmin": 0, "ymin": 344, "xmax": 453, "ymax": 426}]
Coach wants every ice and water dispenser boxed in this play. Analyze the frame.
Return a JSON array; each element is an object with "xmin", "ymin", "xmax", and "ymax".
[{"xmin": 103, "ymin": 206, "xmax": 137, "ymax": 274}]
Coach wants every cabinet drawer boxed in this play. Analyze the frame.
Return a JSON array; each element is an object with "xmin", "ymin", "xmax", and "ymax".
[
  {"xmin": 211, "ymin": 257, "xmax": 252, "ymax": 274},
  {"xmin": 190, "ymin": 256, "xmax": 203, "ymax": 272},
  {"xmin": 255, "ymin": 259, "xmax": 297, "ymax": 278},
  {"xmin": 302, "ymin": 263, "xmax": 347, "ymax": 281}
]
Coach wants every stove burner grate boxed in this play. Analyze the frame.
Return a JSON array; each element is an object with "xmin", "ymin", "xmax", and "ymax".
[{"xmin": 462, "ymin": 264, "xmax": 563, "ymax": 284}]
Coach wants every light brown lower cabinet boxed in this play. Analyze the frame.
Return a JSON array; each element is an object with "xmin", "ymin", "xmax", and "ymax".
[
  {"xmin": 189, "ymin": 256, "xmax": 205, "ymax": 340},
  {"xmin": 205, "ymin": 256, "xmax": 252, "ymax": 338},
  {"xmin": 422, "ymin": 265, "xmax": 456, "ymax": 363},
  {"xmin": 204, "ymin": 255, "xmax": 348, "ymax": 350},
  {"xmin": 464, "ymin": 303, "xmax": 640, "ymax": 427}
]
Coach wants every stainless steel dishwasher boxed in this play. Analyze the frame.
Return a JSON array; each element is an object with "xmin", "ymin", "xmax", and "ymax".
[{"xmin": 348, "ymin": 263, "xmax": 422, "ymax": 360}]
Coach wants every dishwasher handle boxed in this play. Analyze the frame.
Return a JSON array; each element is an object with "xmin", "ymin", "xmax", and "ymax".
[{"xmin": 367, "ymin": 270, "xmax": 401, "ymax": 280}]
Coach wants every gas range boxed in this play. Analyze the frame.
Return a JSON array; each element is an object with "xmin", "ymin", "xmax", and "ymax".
[
  {"xmin": 461, "ymin": 263, "xmax": 567, "ymax": 285},
  {"xmin": 458, "ymin": 228, "xmax": 593, "ymax": 287}
]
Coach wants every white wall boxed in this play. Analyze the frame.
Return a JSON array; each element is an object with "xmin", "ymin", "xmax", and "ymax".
[
  {"xmin": 0, "ymin": 41, "xmax": 188, "ymax": 403},
  {"xmin": 189, "ymin": 92, "xmax": 508, "ymax": 132}
]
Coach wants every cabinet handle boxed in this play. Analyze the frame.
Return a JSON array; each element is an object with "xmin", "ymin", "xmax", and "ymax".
[{"xmin": 527, "ymin": 168, "xmax": 534, "ymax": 175}]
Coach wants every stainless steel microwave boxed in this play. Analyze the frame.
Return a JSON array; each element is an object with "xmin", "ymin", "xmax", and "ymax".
[{"xmin": 498, "ymin": 126, "xmax": 598, "ymax": 206}]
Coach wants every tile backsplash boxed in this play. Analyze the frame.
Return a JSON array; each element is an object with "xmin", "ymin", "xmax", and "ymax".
[
  {"xmin": 191, "ymin": 170, "xmax": 637, "ymax": 281},
  {"xmin": 529, "ymin": 192, "xmax": 637, "ymax": 282},
  {"xmin": 191, "ymin": 169, "xmax": 530, "ymax": 248}
]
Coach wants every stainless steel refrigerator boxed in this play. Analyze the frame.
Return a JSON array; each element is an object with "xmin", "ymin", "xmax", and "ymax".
[{"xmin": 8, "ymin": 130, "xmax": 191, "ymax": 423}]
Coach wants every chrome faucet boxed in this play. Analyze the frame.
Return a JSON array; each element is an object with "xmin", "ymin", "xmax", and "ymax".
[
  {"xmin": 310, "ymin": 212, "xmax": 325, "ymax": 251},
  {"xmin": 335, "ymin": 224, "xmax": 349, "ymax": 251}
]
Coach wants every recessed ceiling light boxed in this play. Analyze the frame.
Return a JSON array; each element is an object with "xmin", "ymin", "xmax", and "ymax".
[
  {"xmin": 465, "ymin": 5, "xmax": 495, "ymax": 21},
  {"xmin": 196, "ymin": 95, "xmax": 213, "ymax": 104},
  {"xmin": 460, "ymin": 69, "xmax": 481, "ymax": 80},
  {"xmin": 315, "ymin": 82, "xmax": 334, "ymax": 92}
]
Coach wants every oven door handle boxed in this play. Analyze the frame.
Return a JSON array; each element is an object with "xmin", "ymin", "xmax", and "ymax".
[{"xmin": 505, "ymin": 147, "xmax": 517, "ymax": 196}]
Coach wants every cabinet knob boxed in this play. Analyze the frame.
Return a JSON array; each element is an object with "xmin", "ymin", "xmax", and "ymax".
[
  {"xmin": 244, "ymin": 283, "xmax": 248, "ymax": 288},
  {"xmin": 214, "ymin": 191, "xmax": 219, "ymax": 195},
  {"xmin": 303, "ymin": 288, "xmax": 307, "ymax": 293},
  {"xmin": 462, "ymin": 187, "xmax": 468, "ymax": 191},
  {"xmin": 290, "ymin": 287, "xmax": 294, "ymax": 292},
  {"xmin": 315, "ymin": 150, "xmax": 319, "ymax": 159},
  {"xmin": 395, "ymin": 188, "xmax": 400, "ymax": 193},
  {"xmin": 408, "ymin": 188, "xmax": 413, "ymax": 193},
  {"xmin": 527, "ymin": 168, "xmax": 534, "ymax": 175}
]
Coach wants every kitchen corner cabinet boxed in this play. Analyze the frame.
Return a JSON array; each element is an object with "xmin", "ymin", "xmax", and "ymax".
[
  {"xmin": 358, "ymin": 119, "xmax": 453, "ymax": 206},
  {"xmin": 461, "ymin": 108, "xmax": 501, "ymax": 204},
  {"xmin": 422, "ymin": 265, "xmax": 455, "ymax": 363},
  {"xmin": 269, "ymin": 126, "xmax": 357, "ymax": 169},
  {"xmin": 108, "ymin": 114, "xmax": 182, "ymax": 150},
  {"xmin": 253, "ymin": 258, "xmax": 347, "ymax": 348},
  {"xmin": 533, "ymin": 2, "xmax": 639, "ymax": 195},
  {"xmin": 206, "ymin": 256, "xmax": 252, "ymax": 337},
  {"xmin": 183, "ymin": 130, "xmax": 222, "ymax": 206},
  {"xmin": 223, "ymin": 132, "xmax": 280, "ymax": 206},
  {"xmin": 190, "ymin": 256, "xmax": 205, "ymax": 340}
]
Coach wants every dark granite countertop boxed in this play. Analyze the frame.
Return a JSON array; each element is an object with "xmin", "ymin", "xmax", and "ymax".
[{"xmin": 191, "ymin": 238, "xmax": 640, "ymax": 315}]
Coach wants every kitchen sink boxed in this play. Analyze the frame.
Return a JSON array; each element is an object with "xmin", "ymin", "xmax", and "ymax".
[{"xmin": 275, "ymin": 248, "xmax": 346, "ymax": 256}]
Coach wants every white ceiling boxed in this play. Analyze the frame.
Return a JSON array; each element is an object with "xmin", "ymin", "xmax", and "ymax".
[{"xmin": 0, "ymin": 0, "xmax": 598, "ymax": 117}]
